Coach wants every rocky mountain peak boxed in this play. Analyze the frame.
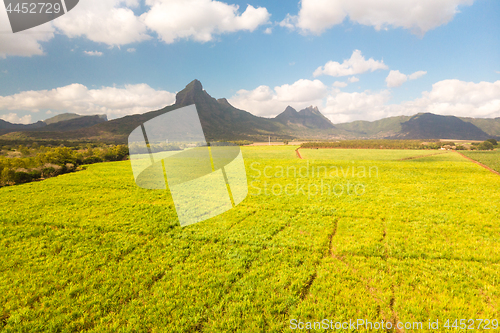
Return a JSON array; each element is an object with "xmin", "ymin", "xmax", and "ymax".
[{"xmin": 175, "ymin": 79, "xmax": 205, "ymax": 106}]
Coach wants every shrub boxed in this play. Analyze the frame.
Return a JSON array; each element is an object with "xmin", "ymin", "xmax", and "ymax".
[
  {"xmin": 486, "ymin": 138, "xmax": 498, "ymax": 146},
  {"xmin": 41, "ymin": 164, "xmax": 62, "ymax": 177},
  {"xmin": 478, "ymin": 141, "xmax": 494, "ymax": 150},
  {"xmin": 13, "ymin": 171, "xmax": 32, "ymax": 183},
  {"xmin": 42, "ymin": 167, "xmax": 56, "ymax": 178},
  {"xmin": 28, "ymin": 170, "xmax": 42, "ymax": 180},
  {"xmin": 83, "ymin": 156, "xmax": 103, "ymax": 164}
]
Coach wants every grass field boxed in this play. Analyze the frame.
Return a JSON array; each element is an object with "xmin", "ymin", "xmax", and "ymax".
[
  {"xmin": 1, "ymin": 146, "xmax": 499, "ymax": 332},
  {"xmin": 461, "ymin": 150, "xmax": 500, "ymax": 173}
]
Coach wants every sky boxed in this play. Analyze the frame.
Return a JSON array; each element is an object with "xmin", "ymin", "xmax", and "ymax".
[{"xmin": 0, "ymin": 0, "xmax": 499, "ymax": 125}]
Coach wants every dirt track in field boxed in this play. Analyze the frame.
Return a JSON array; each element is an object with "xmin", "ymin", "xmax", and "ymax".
[
  {"xmin": 455, "ymin": 151, "xmax": 500, "ymax": 176},
  {"xmin": 398, "ymin": 151, "xmax": 448, "ymax": 161},
  {"xmin": 295, "ymin": 148, "xmax": 303, "ymax": 159}
]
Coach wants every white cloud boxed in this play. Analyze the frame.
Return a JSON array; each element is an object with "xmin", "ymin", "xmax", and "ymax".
[
  {"xmin": 386, "ymin": 70, "xmax": 427, "ymax": 87},
  {"xmin": 284, "ymin": 0, "xmax": 475, "ymax": 36},
  {"xmin": 0, "ymin": 83, "xmax": 176, "ymax": 118},
  {"xmin": 495, "ymin": 71, "xmax": 500, "ymax": 74},
  {"xmin": 323, "ymin": 90, "xmax": 393, "ymax": 123},
  {"xmin": 229, "ymin": 79, "xmax": 328, "ymax": 117},
  {"xmin": 0, "ymin": 113, "xmax": 32, "ymax": 124},
  {"xmin": 329, "ymin": 79, "xmax": 500, "ymax": 122},
  {"xmin": 0, "ymin": 4, "xmax": 55, "ymax": 58},
  {"xmin": 141, "ymin": 0, "xmax": 270, "ymax": 44},
  {"xmin": 333, "ymin": 81, "xmax": 348, "ymax": 88},
  {"xmin": 320, "ymin": 80, "xmax": 500, "ymax": 123},
  {"xmin": 275, "ymin": 79, "xmax": 328, "ymax": 102},
  {"xmin": 348, "ymin": 76, "xmax": 359, "ymax": 83},
  {"xmin": 405, "ymin": 79, "xmax": 500, "ymax": 118},
  {"xmin": 313, "ymin": 50, "xmax": 388, "ymax": 77},
  {"xmin": 84, "ymin": 50, "xmax": 103, "ymax": 56},
  {"xmin": 0, "ymin": 0, "xmax": 271, "ymax": 57},
  {"xmin": 127, "ymin": 48, "xmax": 136, "ymax": 53},
  {"xmin": 231, "ymin": 78, "xmax": 500, "ymax": 123},
  {"xmin": 53, "ymin": 0, "xmax": 151, "ymax": 46},
  {"xmin": 279, "ymin": 14, "xmax": 298, "ymax": 30},
  {"xmin": 386, "ymin": 70, "xmax": 408, "ymax": 88},
  {"xmin": 409, "ymin": 70, "xmax": 427, "ymax": 80}
]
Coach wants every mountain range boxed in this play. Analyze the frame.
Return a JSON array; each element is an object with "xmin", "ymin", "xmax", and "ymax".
[
  {"xmin": 1, "ymin": 80, "xmax": 498, "ymax": 142},
  {"xmin": 0, "ymin": 113, "xmax": 107, "ymax": 136}
]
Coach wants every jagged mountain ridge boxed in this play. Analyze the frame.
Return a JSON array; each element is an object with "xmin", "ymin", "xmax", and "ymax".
[
  {"xmin": 275, "ymin": 105, "xmax": 335, "ymax": 130},
  {"xmin": 0, "ymin": 80, "xmax": 497, "ymax": 142}
]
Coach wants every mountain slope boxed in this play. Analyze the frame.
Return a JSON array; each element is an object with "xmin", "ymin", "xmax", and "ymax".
[
  {"xmin": 335, "ymin": 115, "xmax": 412, "ymax": 138},
  {"xmin": 0, "ymin": 119, "xmax": 46, "ymax": 135},
  {"xmin": 395, "ymin": 113, "xmax": 490, "ymax": 140},
  {"xmin": 460, "ymin": 117, "xmax": 500, "ymax": 137},
  {"xmin": 44, "ymin": 113, "xmax": 83, "ymax": 125},
  {"xmin": 0, "ymin": 114, "xmax": 108, "ymax": 136},
  {"xmin": 39, "ymin": 115, "xmax": 108, "ymax": 132},
  {"xmin": 173, "ymin": 80, "xmax": 286, "ymax": 140}
]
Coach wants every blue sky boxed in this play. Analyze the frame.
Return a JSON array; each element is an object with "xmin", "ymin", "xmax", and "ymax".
[{"xmin": 0, "ymin": 0, "xmax": 499, "ymax": 124}]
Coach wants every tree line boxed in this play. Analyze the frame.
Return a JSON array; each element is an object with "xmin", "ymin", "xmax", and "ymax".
[
  {"xmin": 301, "ymin": 139, "xmax": 498, "ymax": 150},
  {"xmin": 0, "ymin": 144, "xmax": 128, "ymax": 187}
]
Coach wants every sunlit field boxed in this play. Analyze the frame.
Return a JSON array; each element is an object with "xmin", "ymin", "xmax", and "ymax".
[
  {"xmin": 461, "ymin": 150, "xmax": 500, "ymax": 173},
  {"xmin": 1, "ymin": 146, "xmax": 499, "ymax": 332}
]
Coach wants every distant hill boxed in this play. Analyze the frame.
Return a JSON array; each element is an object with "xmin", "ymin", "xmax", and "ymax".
[
  {"xmin": 275, "ymin": 106, "xmax": 335, "ymax": 130},
  {"xmin": 460, "ymin": 117, "xmax": 500, "ymax": 137},
  {"xmin": 0, "ymin": 119, "xmax": 46, "ymax": 135},
  {"xmin": 1, "ymin": 80, "xmax": 498, "ymax": 142},
  {"xmin": 394, "ymin": 113, "xmax": 490, "ymax": 140},
  {"xmin": 335, "ymin": 115, "xmax": 412, "ymax": 139},
  {"xmin": 39, "ymin": 115, "xmax": 108, "ymax": 132},
  {"xmin": 44, "ymin": 113, "xmax": 83, "ymax": 125},
  {"xmin": 0, "ymin": 113, "xmax": 108, "ymax": 136}
]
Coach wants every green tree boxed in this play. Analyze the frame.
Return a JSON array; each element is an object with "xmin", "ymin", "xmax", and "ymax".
[
  {"xmin": 1, "ymin": 168, "xmax": 14, "ymax": 184},
  {"xmin": 486, "ymin": 138, "xmax": 498, "ymax": 146},
  {"xmin": 478, "ymin": 141, "xmax": 494, "ymax": 150},
  {"xmin": 19, "ymin": 145, "xmax": 30, "ymax": 156}
]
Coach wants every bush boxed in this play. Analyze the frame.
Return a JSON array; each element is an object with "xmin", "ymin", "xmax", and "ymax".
[
  {"xmin": 42, "ymin": 167, "xmax": 56, "ymax": 177},
  {"xmin": 455, "ymin": 145, "xmax": 466, "ymax": 150},
  {"xmin": 83, "ymin": 156, "xmax": 103, "ymax": 164},
  {"xmin": 478, "ymin": 141, "xmax": 494, "ymax": 150},
  {"xmin": 486, "ymin": 138, "xmax": 498, "ymax": 146},
  {"xmin": 28, "ymin": 170, "xmax": 42, "ymax": 180},
  {"xmin": 13, "ymin": 171, "xmax": 32, "ymax": 183}
]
